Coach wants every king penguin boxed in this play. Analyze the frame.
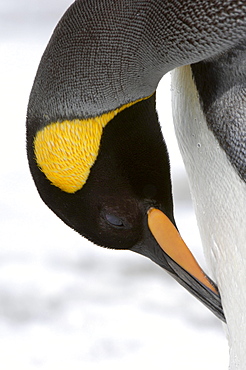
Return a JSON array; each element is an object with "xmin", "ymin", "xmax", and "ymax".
[{"xmin": 26, "ymin": 0, "xmax": 246, "ymax": 325}]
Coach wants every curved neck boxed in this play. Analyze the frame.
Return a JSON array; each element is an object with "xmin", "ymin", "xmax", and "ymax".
[
  {"xmin": 172, "ymin": 65, "xmax": 246, "ymax": 369},
  {"xmin": 28, "ymin": 0, "xmax": 246, "ymax": 125}
]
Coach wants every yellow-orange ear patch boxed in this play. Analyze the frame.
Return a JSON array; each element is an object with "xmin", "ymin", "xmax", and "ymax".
[
  {"xmin": 34, "ymin": 119, "xmax": 105, "ymax": 193},
  {"xmin": 34, "ymin": 96, "xmax": 150, "ymax": 193}
]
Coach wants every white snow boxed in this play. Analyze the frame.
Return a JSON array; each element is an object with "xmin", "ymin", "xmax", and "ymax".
[{"xmin": 0, "ymin": 1, "xmax": 228, "ymax": 369}]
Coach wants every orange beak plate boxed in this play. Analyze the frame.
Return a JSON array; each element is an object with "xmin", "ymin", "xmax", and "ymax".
[{"xmin": 147, "ymin": 208, "xmax": 225, "ymax": 322}]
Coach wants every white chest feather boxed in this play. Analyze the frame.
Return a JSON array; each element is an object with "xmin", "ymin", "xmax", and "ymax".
[{"xmin": 171, "ymin": 65, "xmax": 246, "ymax": 369}]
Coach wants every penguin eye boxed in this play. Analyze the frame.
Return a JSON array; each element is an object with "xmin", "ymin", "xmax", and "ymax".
[{"xmin": 104, "ymin": 213, "xmax": 125, "ymax": 228}]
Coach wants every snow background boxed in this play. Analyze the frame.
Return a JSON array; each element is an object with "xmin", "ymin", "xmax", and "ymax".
[{"xmin": 0, "ymin": 0, "xmax": 228, "ymax": 369}]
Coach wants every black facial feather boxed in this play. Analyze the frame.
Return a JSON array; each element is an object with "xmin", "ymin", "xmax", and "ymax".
[{"xmin": 27, "ymin": 95, "xmax": 174, "ymax": 250}]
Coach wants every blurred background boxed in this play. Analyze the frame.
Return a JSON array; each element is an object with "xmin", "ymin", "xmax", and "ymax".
[{"xmin": 0, "ymin": 1, "xmax": 228, "ymax": 369}]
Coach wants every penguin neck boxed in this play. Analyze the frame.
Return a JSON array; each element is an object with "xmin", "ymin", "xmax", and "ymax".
[
  {"xmin": 171, "ymin": 65, "xmax": 246, "ymax": 369},
  {"xmin": 28, "ymin": 0, "xmax": 246, "ymax": 125}
]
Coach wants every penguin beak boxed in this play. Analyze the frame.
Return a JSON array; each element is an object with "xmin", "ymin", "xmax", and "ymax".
[{"xmin": 146, "ymin": 208, "xmax": 225, "ymax": 322}]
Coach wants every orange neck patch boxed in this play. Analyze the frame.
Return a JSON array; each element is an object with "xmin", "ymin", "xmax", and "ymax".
[{"xmin": 34, "ymin": 97, "xmax": 149, "ymax": 193}]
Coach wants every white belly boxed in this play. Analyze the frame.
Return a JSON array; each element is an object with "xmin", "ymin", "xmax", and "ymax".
[{"xmin": 171, "ymin": 65, "xmax": 246, "ymax": 369}]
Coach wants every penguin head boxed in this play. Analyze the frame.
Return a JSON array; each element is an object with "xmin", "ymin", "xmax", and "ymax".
[
  {"xmin": 27, "ymin": 94, "xmax": 173, "ymax": 250},
  {"xmin": 27, "ymin": 93, "xmax": 225, "ymax": 322}
]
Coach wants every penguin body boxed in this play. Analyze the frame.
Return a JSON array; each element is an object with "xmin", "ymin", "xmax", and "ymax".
[
  {"xmin": 172, "ymin": 63, "xmax": 246, "ymax": 368},
  {"xmin": 27, "ymin": 0, "xmax": 246, "ymax": 326}
]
